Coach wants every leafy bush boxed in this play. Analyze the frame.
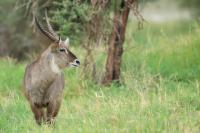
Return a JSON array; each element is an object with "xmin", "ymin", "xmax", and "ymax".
[{"xmin": 49, "ymin": 1, "xmax": 93, "ymax": 44}]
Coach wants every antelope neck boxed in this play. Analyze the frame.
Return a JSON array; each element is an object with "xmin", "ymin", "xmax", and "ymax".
[{"xmin": 50, "ymin": 56, "xmax": 61, "ymax": 74}]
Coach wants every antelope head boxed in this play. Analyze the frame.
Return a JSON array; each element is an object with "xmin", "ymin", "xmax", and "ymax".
[{"xmin": 35, "ymin": 12, "xmax": 80, "ymax": 70}]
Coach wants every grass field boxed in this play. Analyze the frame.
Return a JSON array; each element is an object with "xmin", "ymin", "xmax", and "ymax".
[{"xmin": 0, "ymin": 20, "xmax": 200, "ymax": 132}]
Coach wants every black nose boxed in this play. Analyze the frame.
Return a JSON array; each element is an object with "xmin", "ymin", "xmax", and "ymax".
[{"xmin": 75, "ymin": 59, "xmax": 80, "ymax": 65}]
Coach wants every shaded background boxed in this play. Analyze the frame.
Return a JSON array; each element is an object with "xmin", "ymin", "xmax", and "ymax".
[
  {"xmin": 0, "ymin": 0, "xmax": 200, "ymax": 132},
  {"xmin": 0, "ymin": 0, "xmax": 199, "ymax": 60}
]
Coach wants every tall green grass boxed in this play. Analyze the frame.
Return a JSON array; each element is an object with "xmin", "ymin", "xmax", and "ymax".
[
  {"xmin": 123, "ymin": 20, "xmax": 200, "ymax": 81},
  {"xmin": 0, "ymin": 21, "xmax": 200, "ymax": 132}
]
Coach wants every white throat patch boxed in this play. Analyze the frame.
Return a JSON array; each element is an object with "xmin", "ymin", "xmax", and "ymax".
[{"xmin": 50, "ymin": 56, "xmax": 60, "ymax": 74}]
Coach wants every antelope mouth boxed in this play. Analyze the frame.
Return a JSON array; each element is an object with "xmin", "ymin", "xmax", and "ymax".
[
  {"xmin": 70, "ymin": 59, "xmax": 80, "ymax": 67},
  {"xmin": 71, "ymin": 64, "xmax": 79, "ymax": 67}
]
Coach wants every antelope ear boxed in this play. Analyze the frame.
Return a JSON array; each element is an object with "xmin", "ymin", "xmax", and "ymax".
[{"xmin": 64, "ymin": 37, "xmax": 70, "ymax": 47}]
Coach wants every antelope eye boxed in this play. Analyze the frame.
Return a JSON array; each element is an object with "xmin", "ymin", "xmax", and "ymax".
[{"xmin": 59, "ymin": 49, "xmax": 65, "ymax": 52}]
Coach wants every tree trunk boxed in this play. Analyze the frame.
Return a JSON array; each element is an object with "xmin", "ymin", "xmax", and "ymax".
[{"xmin": 102, "ymin": 0, "xmax": 133, "ymax": 85}]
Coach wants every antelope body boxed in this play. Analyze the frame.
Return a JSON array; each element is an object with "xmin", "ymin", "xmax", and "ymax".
[{"xmin": 23, "ymin": 13, "xmax": 80, "ymax": 125}]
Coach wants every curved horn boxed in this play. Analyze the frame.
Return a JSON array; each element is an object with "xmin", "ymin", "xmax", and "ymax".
[
  {"xmin": 35, "ymin": 17, "xmax": 59, "ymax": 43},
  {"xmin": 45, "ymin": 10, "xmax": 59, "ymax": 41}
]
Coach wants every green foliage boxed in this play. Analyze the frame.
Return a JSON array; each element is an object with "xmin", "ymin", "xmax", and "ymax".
[
  {"xmin": 0, "ymin": 59, "xmax": 24, "ymax": 94},
  {"xmin": 123, "ymin": 20, "xmax": 200, "ymax": 81},
  {"xmin": 0, "ymin": 21, "xmax": 200, "ymax": 132},
  {"xmin": 0, "ymin": 0, "xmax": 40, "ymax": 59},
  {"xmin": 0, "ymin": 0, "xmax": 18, "ymax": 23},
  {"xmin": 177, "ymin": 0, "xmax": 200, "ymax": 17},
  {"xmin": 49, "ymin": 0, "xmax": 93, "ymax": 44},
  {"xmin": 0, "ymin": 59, "xmax": 200, "ymax": 132},
  {"xmin": 0, "ymin": 0, "xmax": 112, "ymax": 59}
]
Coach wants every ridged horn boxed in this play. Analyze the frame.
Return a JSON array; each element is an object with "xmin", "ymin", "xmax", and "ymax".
[
  {"xmin": 35, "ymin": 16, "xmax": 59, "ymax": 43},
  {"xmin": 45, "ymin": 10, "xmax": 59, "ymax": 41}
]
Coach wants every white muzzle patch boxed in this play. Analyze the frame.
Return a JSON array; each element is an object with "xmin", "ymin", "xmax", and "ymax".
[{"xmin": 70, "ymin": 59, "xmax": 80, "ymax": 67}]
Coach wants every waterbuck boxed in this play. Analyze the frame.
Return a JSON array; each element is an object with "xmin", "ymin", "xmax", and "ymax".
[{"xmin": 23, "ymin": 13, "xmax": 80, "ymax": 125}]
